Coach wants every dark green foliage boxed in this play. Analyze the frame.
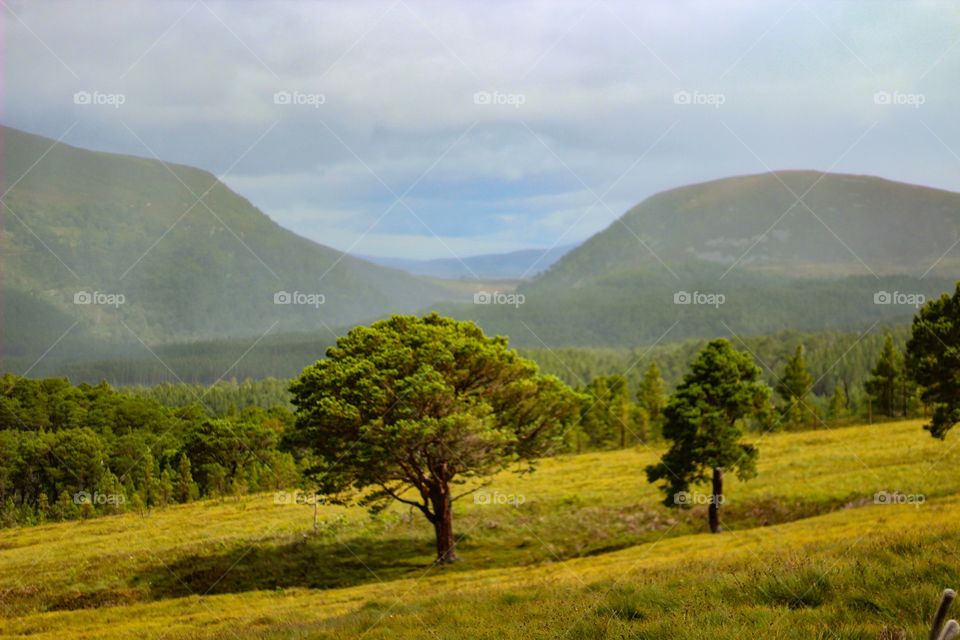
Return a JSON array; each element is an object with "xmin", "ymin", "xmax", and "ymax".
[
  {"xmin": 828, "ymin": 384, "xmax": 849, "ymax": 420},
  {"xmin": 577, "ymin": 375, "xmax": 646, "ymax": 450},
  {"xmin": 287, "ymin": 313, "xmax": 581, "ymax": 562},
  {"xmin": 526, "ymin": 326, "xmax": 919, "ymax": 424},
  {"xmin": 637, "ymin": 362, "xmax": 667, "ymax": 433},
  {"xmin": 867, "ymin": 335, "xmax": 906, "ymax": 418},
  {"xmin": 907, "ymin": 283, "xmax": 960, "ymax": 438},
  {"xmin": 646, "ymin": 339, "xmax": 772, "ymax": 528},
  {"xmin": 19, "ymin": 323, "xmax": 916, "ymax": 406},
  {"xmin": 125, "ymin": 378, "xmax": 294, "ymax": 415},
  {"xmin": 776, "ymin": 345, "xmax": 816, "ymax": 428},
  {"xmin": 0, "ymin": 373, "xmax": 297, "ymax": 527}
]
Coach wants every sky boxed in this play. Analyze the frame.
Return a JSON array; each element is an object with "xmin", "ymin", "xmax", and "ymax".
[{"xmin": 3, "ymin": 0, "xmax": 960, "ymax": 259}]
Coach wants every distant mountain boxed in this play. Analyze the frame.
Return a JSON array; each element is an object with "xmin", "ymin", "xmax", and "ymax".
[
  {"xmin": 6, "ymin": 126, "xmax": 959, "ymax": 368},
  {"xmin": 362, "ymin": 245, "xmax": 577, "ymax": 280},
  {"xmin": 435, "ymin": 172, "xmax": 960, "ymax": 346},
  {"xmin": 0, "ymin": 124, "xmax": 456, "ymax": 364},
  {"xmin": 540, "ymin": 171, "xmax": 960, "ymax": 285}
]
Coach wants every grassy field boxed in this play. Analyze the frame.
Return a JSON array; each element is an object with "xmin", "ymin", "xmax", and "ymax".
[{"xmin": 2, "ymin": 419, "xmax": 959, "ymax": 638}]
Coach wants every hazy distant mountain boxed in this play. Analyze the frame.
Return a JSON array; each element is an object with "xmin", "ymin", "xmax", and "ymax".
[
  {"xmin": 0, "ymin": 124, "xmax": 455, "ymax": 362},
  {"xmin": 361, "ymin": 245, "xmax": 577, "ymax": 280},
  {"xmin": 5, "ymin": 122, "xmax": 959, "ymax": 365},
  {"xmin": 540, "ymin": 171, "xmax": 960, "ymax": 286},
  {"xmin": 436, "ymin": 171, "xmax": 960, "ymax": 346}
]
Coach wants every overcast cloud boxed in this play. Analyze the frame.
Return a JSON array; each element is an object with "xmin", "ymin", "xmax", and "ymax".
[{"xmin": 4, "ymin": 0, "xmax": 960, "ymax": 258}]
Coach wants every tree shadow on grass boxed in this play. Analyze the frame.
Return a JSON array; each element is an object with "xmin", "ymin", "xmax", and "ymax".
[
  {"xmin": 132, "ymin": 533, "xmax": 456, "ymax": 598},
  {"xmin": 130, "ymin": 495, "xmax": 861, "ymax": 602}
]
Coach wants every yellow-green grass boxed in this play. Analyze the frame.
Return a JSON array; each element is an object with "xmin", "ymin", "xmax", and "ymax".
[{"xmin": 2, "ymin": 419, "xmax": 958, "ymax": 638}]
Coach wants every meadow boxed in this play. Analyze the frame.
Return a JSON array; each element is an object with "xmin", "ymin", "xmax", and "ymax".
[{"xmin": 1, "ymin": 419, "xmax": 958, "ymax": 639}]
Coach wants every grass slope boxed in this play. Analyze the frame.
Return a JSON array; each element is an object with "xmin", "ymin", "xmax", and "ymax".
[{"xmin": 1, "ymin": 420, "xmax": 959, "ymax": 638}]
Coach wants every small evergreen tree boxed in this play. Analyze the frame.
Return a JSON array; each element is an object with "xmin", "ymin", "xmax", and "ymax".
[
  {"xmin": 142, "ymin": 451, "xmax": 160, "ymax": 507},
  {"xmin": 1, "ymin": 497, "xmax": 16, "ymax": 528},
  {"xmin": 580, "ymin": 375, "xmax": 636, "ymax": 449},
  {"xmin": 131, "ymin": 491, "xmax": 146, "ymax": 516},
  {"xmin": 205, "ymin": 463, "xmax": 227, "ymax": 501},
  {"xmin": 175, "ymin": 454, "xmax": 199, "ymax": 503},
  {"xmin": 637, "ymin": 361, "xmax": 667, "ymax": 428},
  {"xmin": 776, "ymin": 345, "xmax": 815, "ymax": 428},
  {"xmin": 646, "ymin": 339, "xmax": 772, "ymax": 534},
  {"xmin": 101, "ymin": 471, "xmax": 126, "ymax": 515},
  {"xmin": 865, "ymin": 335, "xmax": 904, "ymax": 418},
  {"xmin": 159, "ymin": 468, "xmax": 174, "ymax": 507},
  {"xmin": 55, "ymin": 490, "xmax": 78, "ymax": 521},
  {"xmin": 37, "ymin": 492, "xmax": 50, "ymax": 523},
  {"xmin": 828, "ymin": 384, "xmax": 848, "ymax": 420}
]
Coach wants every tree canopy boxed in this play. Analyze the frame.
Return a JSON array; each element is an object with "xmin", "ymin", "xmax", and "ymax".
[
  {"xmin": 866, "ymin": 334, "xmax": 905, "ymax": 419},
  {"xmin": 287, "ymin": 313, "xmax": 580, "ymax": 562},
  {"xmin": 776, "ymin": 345, "xmax": 815, "ymax": 428},
  {"xmin": 907, "ymin": 284, "xmax": 960, "ymax": 438},
  {"xmin": 646, "ymin": 339, "xmax": 771, "ymax": 533}
]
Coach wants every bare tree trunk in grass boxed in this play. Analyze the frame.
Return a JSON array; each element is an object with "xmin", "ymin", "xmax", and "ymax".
[
  {"xmin": 709, "ymin": 467, "xmax": 723, "ymax": 534},
  {"xmin": 430, "ymin": 483, "xmax": 459, "ymax": 563}
]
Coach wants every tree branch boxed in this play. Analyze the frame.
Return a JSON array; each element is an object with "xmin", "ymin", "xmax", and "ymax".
[{"xmin": 378, "ymin": 482, "xmax": 431, "ymax": 517}]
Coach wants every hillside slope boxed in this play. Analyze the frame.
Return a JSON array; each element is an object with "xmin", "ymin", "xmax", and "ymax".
[
  {"xmin": 0, "ymin": 125, "xmax": 455, "ymax": 351},
  {"xmin": 0, "ymin": 420, "xmax": 956, "ymax": 638},
  {"xmin": 437, "ymin": 172, "xmax": 960, "ymax": 346},
  {"xmin": 540, "ymin": 170, "xmax": 960, "ymax": 287}
]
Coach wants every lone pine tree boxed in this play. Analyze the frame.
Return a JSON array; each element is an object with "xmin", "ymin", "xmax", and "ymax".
[
  {"xmin": 646, "ymin": 339, "xmax": 771, "ymax": 533},
  {"xmin": 288, "ymin": 313, "xmax": 580, "ymax": 563}
]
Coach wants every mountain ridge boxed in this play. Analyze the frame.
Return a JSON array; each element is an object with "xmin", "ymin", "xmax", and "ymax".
[
  {"xmin": 4, "ymin": 123, "xmax": 960, "ymax": 361},
  {"xmin": 360, "ymin": 244, "xmax": 577, "ymax": 280},
  {"xmin": 0, "ymin": 124, "xmax": 458, "ymax": 359},
  {"xmin": 537, "ymin": 169, "xmax": 960, "ymax": 289},
  {"xmin": 434, "ymin": 170, "xmax": 960, "ymax": 346}
]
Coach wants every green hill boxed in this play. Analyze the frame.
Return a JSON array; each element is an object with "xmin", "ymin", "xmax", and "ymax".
[
  {"xmin": 0, "ymin": 125, "xmax": 456, "ymax": 354},
  {"xmin": 540, "ymin": 170, "xmax": 960, "ymax": 285},
  {"xmin": 437, "ymin": 172, "xmax": 960, "ymax": 346}
]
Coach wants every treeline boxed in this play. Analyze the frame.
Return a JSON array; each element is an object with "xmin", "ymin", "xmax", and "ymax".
[
  {"xmin": 0, "ymin": 324, "xmax": 924, "ymax": 528},
  {"xmin": 31, "ymin": 324, "xmax": 913, "ymax": 392},
  {"xmin": 118, "ymin": 326, "xmax": 923, "ymax": 452},
  {"xmin": 552, "ymin": 327, "xmax": 924, "ymax": 452},
  {"xmin": 103, "ymin": 326, "xmax": 913, "ymax": 420},
  {"xmin": 124, "ymin": 378, "xmax": 293, "ymax": 416},
  {"xmin": 524, "ymin": 326, "xmax": 915, "ymax": 423},
  {"xmin": 38, "ymin": 331, "xmax": 339, "ymax": 386},
  {"xmin": 0, "ymin": 374, "xmax": 299, "ymax": 527}
]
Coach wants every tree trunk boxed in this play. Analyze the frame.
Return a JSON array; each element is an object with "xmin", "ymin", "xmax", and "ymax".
[
  {"xmin": 902, "ymin": 378, "xmax": 907, "ymax": 417},
  {"xmin": 430, "ymin": 483, "xmax": 459, "ymax": 563},
  {"xmin": 709, "ymin": 467, "xmax": 723, "ymax": 534}
]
